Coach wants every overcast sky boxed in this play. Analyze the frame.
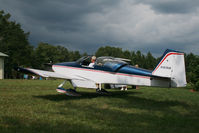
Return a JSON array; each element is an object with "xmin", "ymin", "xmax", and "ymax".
[{"xmin": 0, "ymin": 0, "xmax": 199, "ymax": 56}]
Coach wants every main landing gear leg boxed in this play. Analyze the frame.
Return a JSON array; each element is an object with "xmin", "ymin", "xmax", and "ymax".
[
  {"xmin": 56, "ymin": 80, "xmax": 67, "ymax": 93},
  {"xmin": 56, "ymin": 80, "xmax": 81, "ymax": 96},
  {"xmin": 96, "ymin": 83, "xmax": 109, "ymax": 95}
]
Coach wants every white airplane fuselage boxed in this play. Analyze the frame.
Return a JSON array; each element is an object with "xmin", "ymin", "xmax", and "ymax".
[
  {"xmin": 52, "ymin": 63, "xmax": 170, "ymax": 89},
  {"xmin": 52, "ymin": 49, "xmax": 187, "ymax": 89}
]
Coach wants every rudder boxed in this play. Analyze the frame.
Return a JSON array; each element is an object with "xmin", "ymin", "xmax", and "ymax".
[{"xmin": 152, "ymin": 49, "xmax": 187, "ymax": 87}]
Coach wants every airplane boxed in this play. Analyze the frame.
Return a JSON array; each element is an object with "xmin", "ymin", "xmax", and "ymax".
[{"xmin": 16, "ymin": 49, "xmax": 187, "ymax": 96}]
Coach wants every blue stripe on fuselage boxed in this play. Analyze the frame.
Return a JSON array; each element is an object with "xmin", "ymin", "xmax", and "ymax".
[
  {"xmin": 118, "ymin": 65, "xmax": 152, "ymax": 77},
  {"xmin": 54, "ymin": 62, "xmax": 153, "ymax": 77}
]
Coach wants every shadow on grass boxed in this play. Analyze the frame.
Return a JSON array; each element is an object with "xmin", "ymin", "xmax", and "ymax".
[
  {"xmin": 33, "ymin": 90, "xmax": 190, "ymax": 112},
  {"xmin": 33, "ymin": 90, "xmax": 141, "ymax": 101}
]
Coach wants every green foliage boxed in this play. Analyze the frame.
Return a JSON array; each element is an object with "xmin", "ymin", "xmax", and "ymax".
[
  {"xmin": 185, "ymin": 53, "xmax": 199, "ymax": 90},
  {"xmin": 69, "ymin": 50, "xmax": 81, "ymax": 61},
  {"xmin": 95, "ymin": 46, "xmax": 124, "ymax": 58},
  {"xmin": 34, "ymin": 43, "xmax": 57, "ymax": 68},
  {"xmin": 56, "ymin": 45, "xmax": 70, "ymax": 62},
  {"xmin": 33, "ymin": 43, "xmax": 81, "ymax": 69},
  {"xmin": 144, "ymin": 52, "xmax": 157, "ymax": 70},
  {"xmin": 33, "ymin": 43, "xmax": 69, "ymax": 69},
  {"xmin": 0, "ymin": 10, "xmax": 33, "ymax": 78},
  {"xmin": 195, "ymin": 80, "xmax": 199, "ymax": 90}
]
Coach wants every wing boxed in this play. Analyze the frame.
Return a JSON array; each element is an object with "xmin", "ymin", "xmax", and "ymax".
[{"xmin": 16, "ymin": 67, "xmax": 72, "ymax": 79}]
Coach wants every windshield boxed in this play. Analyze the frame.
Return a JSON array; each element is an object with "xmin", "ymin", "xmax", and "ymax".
[
  {"xmin": 76, "ymin": 56, "xmax": 93, "ymax": 66},
  {"xmin": 96, "ymin": 56, "xmax": 128, "ymax": 66},
  {"xmin": 76, "ymin": 56, "xmax": 129, "ymax": 67}
]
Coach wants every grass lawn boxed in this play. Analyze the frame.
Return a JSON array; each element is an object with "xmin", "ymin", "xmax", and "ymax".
[{"xmin": 0, "ymin": 79, "xmax": 199, "ymax": 133}]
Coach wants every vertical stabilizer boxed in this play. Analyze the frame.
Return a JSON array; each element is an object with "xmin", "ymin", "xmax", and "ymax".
[{"xmin": 152, "ymin": 49, "xmax": 187, "ymax": 87}]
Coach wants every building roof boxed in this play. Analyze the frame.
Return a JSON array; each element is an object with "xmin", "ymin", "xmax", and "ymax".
[{"xmin": 0, "ymin": 52, "xmax": 8, "ymax": 57}]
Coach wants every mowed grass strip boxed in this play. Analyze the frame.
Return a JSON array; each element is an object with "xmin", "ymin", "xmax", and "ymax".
[{"xmin": 0, "ymin": 79, "xmax": 199, "ymax": 133}]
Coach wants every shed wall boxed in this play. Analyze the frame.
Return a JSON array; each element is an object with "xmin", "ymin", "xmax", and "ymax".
[{"xmin": 0, "ymin": 58, "xmax": 4, "ymax": 79}]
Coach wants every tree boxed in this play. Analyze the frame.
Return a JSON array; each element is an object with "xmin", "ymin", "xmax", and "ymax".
[
  {"xmin": 144, "ymin": 52, "xmax": 157, "ymax": 70},
  {"xmin": 34, "ymin": 43, "xmax": 63, "ymax": 69},
  {"xmin": 95, "ymin": 46, "xmax": 124, "ymax": 58},
  {"xmin": 0, "ymin": 10, "xmax": 33, "ymax": 78},
  {"xmin": 56, "ymin": 45, "xmax": 70, "ymax": 62},
  {"xmin": 133, "ymin": 50, "xmax": 145, "ymax": 68},
  {"xmin": 69, "ymin": 51, "xmax": 81, "ymax": 61},
  {"xmin": 185, "ymin": 53, "xmax": 199, "ymax": 90}
]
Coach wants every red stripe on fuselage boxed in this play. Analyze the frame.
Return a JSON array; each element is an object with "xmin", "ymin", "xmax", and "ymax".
[
  {"xmin": 53, "ymin": 65, "xmax": 151, "ymax": 79},
  {"xmin": 152, "ymin": 52, "xmax": 184, "ymax": 74}
]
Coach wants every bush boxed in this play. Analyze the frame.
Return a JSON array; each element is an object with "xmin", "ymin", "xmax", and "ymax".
[{"xmin": 194, "ymin": 80, "xmax": 199, "ymax": 91}]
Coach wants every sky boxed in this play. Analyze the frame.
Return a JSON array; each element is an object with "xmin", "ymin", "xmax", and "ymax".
[{"xmin": 0, "ymin": 0, "xmax": 199, "ymax": 56}]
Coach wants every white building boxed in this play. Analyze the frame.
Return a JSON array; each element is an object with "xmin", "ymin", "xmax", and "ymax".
[{"xmin": 0, "ymin": 52, "xmax": 8, "ymax": 79}]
